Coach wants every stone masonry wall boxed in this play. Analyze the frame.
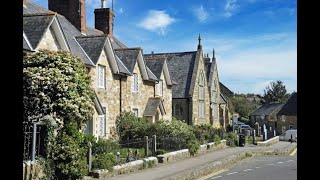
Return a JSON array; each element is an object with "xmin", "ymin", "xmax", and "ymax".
[
  {"xmin": 172, "ymin": 99, "xmax": 189, "ymax": 123},
  {"xmin": 276, "ymin": 116, "xmax": 297, "ymax": 134},
  {"xmin": 37, "ymin": 27, "xmax": 60, "ymax": 51},
  {"xmin": 154, "ymin": 70, "xmax": 172, "ymax": 121}
]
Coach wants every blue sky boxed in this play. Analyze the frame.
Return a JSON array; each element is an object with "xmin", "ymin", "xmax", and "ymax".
[{"xmin": 30, "ymin": 0, "xmax": 297, "ymax": 95}]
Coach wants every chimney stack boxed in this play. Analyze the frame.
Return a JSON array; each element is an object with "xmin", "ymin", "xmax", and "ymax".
[
  {"xmin": 48, "ymin": 0, "xmax": 87, "ymax": 33},
  {"xmin": 94, "ymin": 0, "xmax": 115, "ymax": 36}
]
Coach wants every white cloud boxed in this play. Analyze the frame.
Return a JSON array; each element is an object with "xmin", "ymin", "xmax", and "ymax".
[
  {"xmin": 138, "ymin": 10, "xmax": 175, "ymax": 35},
  {"xmin": 119, "ymin": 8, "xmax": 124, "ymax": 14},
  {"xmin": 224, "ymin": 0, "xmax": 239, "ymax": 18},
  {"xmin": 194, "ymin": 5, "xmax": 209, "ymax": 22}
]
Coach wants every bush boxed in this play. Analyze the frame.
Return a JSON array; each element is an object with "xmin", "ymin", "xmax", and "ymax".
[
  {"xmin": 213, "ymin": 134, "xmax": 221, "ymax": 144},
  {"xmin": 51, "ymin": 124, "xmax": 88, "ymax": 179},
  {"xmin": 92, "ymin": 153, "xmax": 116, "ymax": 171},
  {"xmin": 225, "ymin": 132, "xmax": 238, "ymax": 147},
  {"xmin": 187, "ymin": 139, "xmax": 200, "ymax": 156},
  {"xmin": 155, "ymin": 149, "xmax": 167, "ymax": 155},
  {"xmin": 92, "ymin": 138, "xmax": 120, "ymax": 155}
]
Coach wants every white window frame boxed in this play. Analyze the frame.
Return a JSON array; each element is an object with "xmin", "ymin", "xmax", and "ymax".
[
  {"xmin": 132, "ymin": 108, "xmax": 139, "ymax": 117},
  {"xmin": 159, "ymin": 80, "xmax": 163, "ymax": 97},
  {"xmin": 98, "ymin": 115, "xmax": 105, "ymax": 137},
  {"xmin": 97, "ymin": 65, "xmax": 105, "ymax": 88},
  {"xmin": 132, "ymin": 73, "xmax": 139, "ymax": 92}
]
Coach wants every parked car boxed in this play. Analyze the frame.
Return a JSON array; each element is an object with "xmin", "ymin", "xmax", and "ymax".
[
  {"xmin": 240, "ymin": 124, "xmax": 252, "ymax": 130},
  {"xmin": 233, "ymin": 121, "xmax": 245, "ymax": 126}
]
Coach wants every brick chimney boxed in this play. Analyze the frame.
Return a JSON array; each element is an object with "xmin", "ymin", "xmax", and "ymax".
[
  {"xmin": 94, "ymin": 0, "xmax": 115, "ymax": 36},
  {"xmin": 48, "ymin": 0, "xmax": 87, "ymax": 33}
]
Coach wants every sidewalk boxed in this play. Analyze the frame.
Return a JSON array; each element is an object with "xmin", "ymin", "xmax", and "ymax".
[{"xmin": 97, "ymin": 142, "xmax": 296, "ymax": 180}]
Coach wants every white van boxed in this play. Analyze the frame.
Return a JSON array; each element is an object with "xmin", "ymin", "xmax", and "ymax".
[{"xmin": 284, "ymin": 129, "xmax": 297, "ymax": 142}]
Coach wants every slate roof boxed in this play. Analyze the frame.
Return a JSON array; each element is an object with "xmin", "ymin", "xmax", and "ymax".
[
  {"xmin": 23, "ymin": 2, "xmax": 55, "ymax": 15},
  {"xmin": 143, "ymin": 97, "xmax": 161, "ymax": 116},
  {"xmin": 76, "ymin": 36, "xmax": 107, "ymax": 65},
  {"xmin": 23, "ymin": 15, "xmax": 55, "ymax": 49},
  {"xmin": 144, "ymin": 58, "xmax": 165, "ymax": 79},
  {"xmin": 110, "ymin": 36, "xmax": 128, "ymax": 49},
  {"xmin": 86, "ymin": 26, "xmax": 104, "ymax": 36},
  {"xmin": 277, "ymin": 92, "xmax": 297, "ymax": 116},
  {"xmin": 56, "ymin": 15, "xmax": 95, "ymax": 66},
  {"xmin": 23, "ymin": 33, "xmax": 33, "ymax": 51},
  {"xmin": 219, "ymin": 93, "xmax": 228, "ymax": 104},
  {"xmin": 251, "ymin": 103, "xmax": 284, "ymax": 116},
  {"xmin": 219, "ymin": 82, "xmax": 234, "ymax": 101},
  {"xmin": 114, "ymin": 49, "xmax": 140, "ymax": 73},
  {"xmin": 146, "ymin": 67, "xmax": 158, "ymax": 81},
  {"xmin": 144, "ymin": 51, "xmax": 197, "ymax": 98}
]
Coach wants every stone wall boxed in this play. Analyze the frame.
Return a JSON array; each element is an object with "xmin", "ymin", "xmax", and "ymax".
[
  {"xmin": 92, "ymin": 157, "xmax": 158, "ymax": 179},
  {"xmin": 172, "ymin": 99, "xmax": 189, "ymax": 123},
  {"xmin": 23, "ymin": 161, "xmax": 45, "ymax": 180},
  {"xmin": 208, "ymin": 63, "xmax": 220, "ymax": 126},
  {"xmin": 37, "ymin": 27, "xmax": 60, "ymax": 51},
  {"xmin": 257, "ymin": 136, "xmax": 279, "ymax": 146},
  {"xmin": 276, "ymin": 115, "xmax": 297, "ymax": 134},
  {"xmin": 154, "ymin": 71, "xmax": 172, "ymax": 121}
]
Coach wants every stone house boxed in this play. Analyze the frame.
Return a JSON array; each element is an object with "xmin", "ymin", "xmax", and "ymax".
[
  {"xmin": 249, "ymin": 103, "xmax": 284, "ymax": 134},
  {"xmin": 144, "ymin": 36, "xmax": 211, "ymax": 125},
  {"xmin": 276, "ymin": 92, "xmax": 297, "ymax": 134},
  {"xmin": 23, "ymin": 0, "xmax": 173, "ymax": 139}
]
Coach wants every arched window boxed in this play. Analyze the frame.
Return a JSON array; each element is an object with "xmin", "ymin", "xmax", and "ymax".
[{"xmin": 198, "ymin": 72, "xmax": 205, "ymax": 118}]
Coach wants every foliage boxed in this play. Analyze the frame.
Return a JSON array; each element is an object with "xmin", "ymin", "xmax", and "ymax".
[
  {"xmin": 225, "ymin": 132, "xmax": 238, "ymax": 147},
  {"xmin": 51, "ymin": 123, "xmax": 88, "ymax": 179},
  {"xmin": 92, "ymin": 138, "xmax": 120, "ymax": 155},
  {"xmin": 263, "ymin": 80, "xmax": 289, "ymax": 104},
  {"xmin": 238, "ymin": 117, "xmax": 250, "ymax": 125},
  {"xmin": 23, "ymin": 50, "xmax": 94, "ymax": 128},
  {"xmin": 213, "ymin": 134, "xmax": 221, "ymax": 144},
  {"xmin": 116, "ymin": 112, "xmax": 149, "ymax": 141},
  {"xmin": 155, "ymin": 149, "xmax": 168, "ymax": 155},
  {"xmin": 230, "ymin": 95, "xmax": 256, "ymax": 117},
  {"xmin": 186, "ymin": 139, "xmax": 200, "ymax": 156},
  {"xmin": 92, "ymin": 153, "xmax": 116, "ymax": 171}
]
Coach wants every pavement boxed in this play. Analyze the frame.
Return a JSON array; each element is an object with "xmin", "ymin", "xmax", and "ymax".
[
  {"xmin": 100, "ymin": 141, "xmax": 296, "ymax": 180},
  {"xmin": 201, "ymin": 154, "xmax": 297, "ymax": 180}
]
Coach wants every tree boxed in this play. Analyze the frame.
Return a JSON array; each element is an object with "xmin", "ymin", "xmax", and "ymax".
[
  {"xmin": 230, "ymin": 95, "xmax": 256, "ymax": 118},
  {"xmin": 263, "ymin": 80, "xmax": 289, "ymax": 104},
  {"xmin": 23, "ymin": 50, "xmax": 95, "ymax": 128}
]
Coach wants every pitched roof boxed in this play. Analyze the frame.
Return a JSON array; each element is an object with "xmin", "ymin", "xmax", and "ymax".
[
  {"xmin": 143, "ymin": 97, "xmax": 162, "ymax": 116},
  {"xmin": 86, "ymin": 26, "xmax": 104, "ymax": 36},
  {"xmin": 277, "ymin": 92, "xmax": 297, "ymax": 116},
  {"xmin": 219, "ymin": 82, "xmax": 234, "ymax": 101},
  {"xmin": 219, "ymin": 93, "xmax": 228, "ymax": 104},
  {"xmin": 75, "ymin": 36, "xmax": 107, "ymax": 65},
  {"xmin": 114, "ymin": 48, "xmax": 140, "ymax": 73},
  {"xmin": 144, "ymin": 58, "xmax": 165, "ymax": 79},
  {"xmin": 110, "ymin": 36, "xmax": 128, "ymax": 49},
  {"xmin": 23, "ymin": 2, "xmax": 55, "ymax": 15},
  {"xmin": 144, "ymin": 51, "xmax": 197, "ymax": 98},
  {"xmin": 23, "ymin": 14, "xmax": 55, "ymax": 49},
  {"xmin": 251, "ymin": 103, "xmax": 284, "ymax": 116},
  {"xmin": 23, "ymin": 32, "xmax": 33, "ymax": 51},
  {"xmin": 146, "ymin": 67, "xmax": 158, "ymax": 81},
  {"xmin": 56, "ymin": 15, "xmax": 95, "ymax": 66}
]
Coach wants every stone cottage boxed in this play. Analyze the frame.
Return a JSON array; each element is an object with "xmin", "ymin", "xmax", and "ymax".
[
  {"xmin": 276, "ymin": 92, "xmax": 297, "ymax": 134},
  {"xmin": 23, "ymin": 0, "xmax": 173, "ymax": 139}
]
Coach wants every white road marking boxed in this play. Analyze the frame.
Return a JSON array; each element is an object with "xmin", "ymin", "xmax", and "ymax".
[
  {"xmin": 243, "ymin": 169, "xmax": 252, "ymax": 171},
  {"xmin": 211, "ymin": 176, "xmax": 222, "ymax": 179},
  {"xmin": 277, "ymin": 162, "xmax": 284, "ymax": 164},
  {"xmin": 196, "ymin": 169, "xmax": 227, "ymax": 180},
  {"xmin": 267, "ymin": 163, "xmax": 274, "ymax": 166},
  {"xmin": 286, "ymin": 160, "xmax": 294, "ymax": 162},
  {"xmin": 255, "ymin": 167, "xmax": 261, "ymax": 169},
  {"xmin": 227, "ymin": 172, "xmax": 238, "ymax": 175}
]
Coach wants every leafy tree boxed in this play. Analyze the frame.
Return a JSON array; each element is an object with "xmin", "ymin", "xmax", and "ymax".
[
  {"xmin": 23, "ymin": 50, "xmax": 95, "ymax": 128},
  {"xmin": 263, "ymin": 80, "xmax": 289, "ymax": 103},
  {"xmin": 230, "ymin": 95, "xmax": 256, "ymax": 117}
]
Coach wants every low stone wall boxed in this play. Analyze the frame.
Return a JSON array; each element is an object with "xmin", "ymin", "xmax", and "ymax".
[
  {"xmin": 92, "ymin": 157, "xmax": 158, "ymax": 179},
  {"xmin": 157, "ymin": 140, "xmax": 227, "ymax": 163},
  {"xmin": 157, "ymin": 149, "xmax": 190, "ymax": 164},
  {"xmin": 257, "ymin": 136, "xmax": 279, "ymax": 146},
  {"xmin": 23, "ymin": 161, "xmax": 45, "ymax": 180}
]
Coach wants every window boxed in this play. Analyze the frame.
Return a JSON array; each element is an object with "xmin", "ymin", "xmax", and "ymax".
[
  {"xmin": 159, "ymin": 80, "xmax": 163, "ymax": 96},
  {"xmin": 281, "ymin": 115, "xmax": 285, "ymax": 122},
  {"xmin": 289, "ymin": 125, "xmax": 293, "ymax": 129},
  {"xmin": 198, "ymin": 72, "xmax": 205, "ymax": 118},
  {"xmin": 174, "ymin": 104, "xmax": 181, "ymax": 116},
  {"xmin": 132, "ymin": 108, "xmax": 138, "ymax": 117},
  {"xmin": 132, "ymin": 73, "xmax": 139, "ymax": 92},
  {"xmin": 99, "ymin": 115, "xmax": 105, "ymax": 137},
  {"xmin": 97, "ymin": 65, "xmax": 105, "ymax": 88}
]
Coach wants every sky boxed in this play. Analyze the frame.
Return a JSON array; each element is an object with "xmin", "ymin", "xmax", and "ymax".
[{"xmin": 30, "ymin": 0, "xmax": 297, "ymax": 95}]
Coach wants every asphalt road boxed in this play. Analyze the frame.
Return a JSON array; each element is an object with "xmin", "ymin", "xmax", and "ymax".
[{"xmin": 201, "ymin": 154, "xmax": 297, "ymax": 180}]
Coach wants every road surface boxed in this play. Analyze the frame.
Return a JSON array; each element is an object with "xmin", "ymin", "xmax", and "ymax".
[{"xmin": 199, "ymin": 153, "xmax": 297, "ymax": 180}]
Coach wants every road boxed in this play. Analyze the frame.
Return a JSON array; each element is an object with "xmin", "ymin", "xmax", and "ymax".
[{"xmin": 199, "ymin": 153, "xmax": 297, "ymax": 180}]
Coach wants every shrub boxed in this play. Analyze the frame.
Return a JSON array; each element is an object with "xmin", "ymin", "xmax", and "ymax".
[
  {"xmin": 187, "ymin": 139, "xmax": 200, "ymax": 156},
  {"xmin": 225, "ymin": 132, "xmax": 238, "ymax": 147},
  {"xmin": 92, "ymin": 138, "xmax": 120, "ymax": 155},
  {"xmin": 51, "ymin": 124, "xmax": 88, "ymax": 179},
  {"xmin": 92, "ymin": 153, "xmax": 116, "ymax": 171},
  {"xmin": 213, "ymin": 134, "xmax": 221, "ymax": 145},
  {"xmin": 155, "ymin": 149, "xmax": 167, "ymax": 155}
]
